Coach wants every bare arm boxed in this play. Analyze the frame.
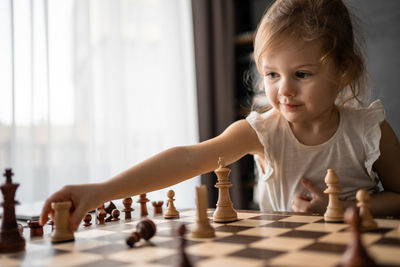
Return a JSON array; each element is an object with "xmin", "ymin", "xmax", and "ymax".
[
  {"xmin": 369, "ymin": 120, "xmax": 400, "ymax": 217},
  {"xmin": 40, "ymin": 119, "xmax": 263, "ymax": 229}
]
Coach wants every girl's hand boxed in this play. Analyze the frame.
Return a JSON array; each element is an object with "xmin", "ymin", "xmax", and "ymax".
[
  {"xmin": 291, "ymin": 178, "xmax": 328, "ymax": 214},
  {"xmin": 39, "ymin": 183, "xmax": 104, "ymax": 231}
]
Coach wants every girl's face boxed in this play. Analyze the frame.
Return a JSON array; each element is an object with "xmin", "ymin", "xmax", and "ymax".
[{"xmin": 262, "ymin": 40, "xmax": 340, "ymax": 126}]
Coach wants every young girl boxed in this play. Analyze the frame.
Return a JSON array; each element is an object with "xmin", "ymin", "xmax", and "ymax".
[{"xmin": 40, "ymin": 0, "xmax": 400, "ymax": 231}]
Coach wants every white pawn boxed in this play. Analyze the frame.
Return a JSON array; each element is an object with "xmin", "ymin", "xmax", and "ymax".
[
  {"xmin": 191, "ymin": 185, "xmax": 215, "ymax": 238},
  {"xmin": 51, "ymin": 201, "xmax": 74, "ymax": 243},
  {"xmin": 164, "ymin": 190, "xmax": 179, "ymax": 219},
  {"xmin": 323, "ymin": 169, "xmax": 344, "ymax": 222},
  {"xmin": 356, "ymin": 189, "xmax": 377, "ymax": 231}
]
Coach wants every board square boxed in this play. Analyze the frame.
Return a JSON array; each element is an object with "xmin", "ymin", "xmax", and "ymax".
[
  {"xmin": 268, "ymin": 250, "xmax": 341, "ymax": 267},
  {"xmin": 248, "ymin": 214, "xmax": 290, "ymax": 221},
  {"xmin": 227, "ymin": 247, "xmax": 284, "ymax": 260},
  {"xmin": 250, "ymin": 236, "xmax": 315, "ymax": 251},
  {"xmin": 263, "ymin": 221, "xmax": 307, "ymax": 229},
  {"xmin": 213, "ymin": 234, "xmax": 264, "ymax": 244},
  {"xmin": 214, "ymin": 225, "xmax": 253, "ymax": 233},
  {"xmin": 238, "ymin": 226, "xmax": 292, "ymax": 237},
  {"xmin": 278, "ymin": 230, "xmax": 328, "ymax": 239},
  {"xmin": 301, "ymin": 241, "xmax": 347, "ymax": 254}
]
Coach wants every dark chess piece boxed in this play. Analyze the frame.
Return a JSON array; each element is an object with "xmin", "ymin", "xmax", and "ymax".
[
  {"xmin": 341, "ymin": 207, "xmax": 377, "ymax": 267},
  {"xmin": 83, "ymin": 213, "xmax": 92, "ymax": 227},
  {"xmin": 0, "ymin": 168, "xmax": 25, "ymax": 253},
  {"xmin": 96, "ymin": 205, "xmax": 106, "ymax": 225},
  {"xmin": 111, "ymin": 209, "xmax": 120, "ymax": 221},
  {"xmin": 47, "ymin": 219, "xmax": 54, "ymax": 232},
  {"xmin": 105, "ymin": 201, "xmax": 117, "ymax": 222},
  {"xmin": 27, "ymin": 220, "xmax": 43, "ymax": 237},
  {"xmin": 137, "ymin": 193, "xmax": 149, "ymax": 217},
  {"xmin": 122, "ymin": 197, "xmax": 134, "ymax": 220},
  {"xmin": 152, "ymin": 201, "xmax": 164, "ymax": 215},
  {"xmin": 177, "ymin": 224, "xmax": 192, "ymax": 267},
  {"xmin": 126, "ymin": 219, "xmax": 156, "ymax": 247}
]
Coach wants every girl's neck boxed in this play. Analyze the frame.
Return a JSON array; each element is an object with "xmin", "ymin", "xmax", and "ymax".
[{"xmin": 288, "ymin": 107, "xmax": 340, "ymax": 146}]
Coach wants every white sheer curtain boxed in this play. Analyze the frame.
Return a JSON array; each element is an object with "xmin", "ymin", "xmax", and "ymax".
[{"xmin": 0, "ymin": 0, "xmax": 199, "ymax": 209}]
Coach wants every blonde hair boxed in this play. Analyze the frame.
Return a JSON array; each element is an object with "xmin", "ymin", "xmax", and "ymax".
[{"xmin": 253, "ymin": 0, "xmax": 369, "ymax": 107}]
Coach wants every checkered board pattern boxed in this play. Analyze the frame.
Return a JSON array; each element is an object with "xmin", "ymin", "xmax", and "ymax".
[{"xmin": 1, "ymin": 209, "xmax": 399, "ymax": 267}]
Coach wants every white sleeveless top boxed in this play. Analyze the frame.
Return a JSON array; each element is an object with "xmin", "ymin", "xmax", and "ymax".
[{"xmin": 246, "ymin": 100, "xmax": 385, "ymax": 211}]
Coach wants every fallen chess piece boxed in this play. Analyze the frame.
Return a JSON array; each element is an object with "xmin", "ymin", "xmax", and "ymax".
[
  {"xmin": 341, "ymin": 207, "xmax": 377, "ymax": 267},
  {"xmin": 27, "ymin": 220, "xmax": 43, "ymax": 237},
  {"xmin": 111, "ymin": 209, "xmax": 120, "ymax": 221},
  {"xmin": 126, "ymin": 219, "xmax": 156, "ymax": 247}
]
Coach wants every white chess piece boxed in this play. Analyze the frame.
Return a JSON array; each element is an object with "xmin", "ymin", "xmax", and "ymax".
[
  {"xmin": 323, "ymin": 169, "xmax": 344, "ymax": 222},
  {"xmin": 191, "ymin": 185, "xmax": 215, "ymax": 238},
  {"xmin": 356, "ymin": 189, "xmax": 377, "ymax": 231},
  {"xmin": 51, "ymin": 201, "xmax": 74, "ymax": 243},
  {"xmin": 213, "ymin": 157, "xmax": 237, "ymax": 223},
  {"xmin": 164, "ymin": 190, "xmax": 179, "ymax": 219}
]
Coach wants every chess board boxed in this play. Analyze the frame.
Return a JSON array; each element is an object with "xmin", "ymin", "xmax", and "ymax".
[{"xmin": 1, "ymin": 209, "xmax": 399, "ymax": 267}]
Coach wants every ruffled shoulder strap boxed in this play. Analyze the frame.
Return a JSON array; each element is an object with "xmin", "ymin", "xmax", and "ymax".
[{"xmin": 363, "ymin": 100, "xmax": 385, "ymax": 179}]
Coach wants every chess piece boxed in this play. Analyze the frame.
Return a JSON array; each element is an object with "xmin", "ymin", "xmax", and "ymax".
[
  {"xmin": 96, "ymin": 205, "xmax": 106, "ymax": 224},
  {"xmin": 47, "ymin": 219, "xmax": 54, "ymax": 232},
  {"xmin": 178, "ymin": 224, "xmax": 193, "ymax": 267},
  {"xmin": 152, "ymin": 201, "xmax": 164, "ymax": 215},
  {"xmin": 356, "ymin": 189, "xmax": 378, "ymax": 231},
  {"xmin": 0, "ymin": 168, "xmax": 25, "ymax": 253},
  {"xmin": 126, "ymin": 219, "xmax": 156, "ymax": 247},
  {"xmin": 17, "ymin": 223, "xmax": 23, "ymax": 235},
  {"xmin": 213, "ymin": 157, "xmax": 237, "ymax": 223},
  {"xmin": 51, "ymin": 201, "xmax": 75, "ymax": 243},
  {"xmin": 111, "ymin": 209, "xmax": 120, "ymax": 221},
  {"xmin": 105, "ymin": 201, "xmax": 117, "ymax": 222},
  {"xmin": 191, "ymin": 185, "xmax": 215, "ymax": 238},
  {"xmin": 83, "ymin": 213, "xmax": 92, "ymax": 227},
  {"xmin": 137, "ymin": 193, "xmax": 149, "ymax": 217},
  {"xmin": 341, "ymin": 207, "xmax": 377, "ymax": 267},
  {"xmin": 323, "ymin": 169, "xmax": 344, "ymax": 222},
  {"xmin": 27, "ymin": 220, "xmax": 43, "ymax": 237},
  {"xmin": 122, "ymin": 197, "xmax": 134, "ymax": 220},
  {"xmin": 164, "ymin": 190, "xmax": 180, "ymax": 219}
]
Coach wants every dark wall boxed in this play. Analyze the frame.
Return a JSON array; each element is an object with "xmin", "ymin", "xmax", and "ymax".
[{"xmin": 350, "ymin": 0, "xmax": 400, "ymax": 137}]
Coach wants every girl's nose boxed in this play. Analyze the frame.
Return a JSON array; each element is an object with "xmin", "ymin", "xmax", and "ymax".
[{"xmin": 278, "ymin": 78, "xmax": 296, "ymax": 97}]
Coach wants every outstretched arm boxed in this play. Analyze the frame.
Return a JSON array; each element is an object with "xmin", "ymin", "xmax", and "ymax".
[{"xmin": 40, "ymin": 119, "xmax": 263, "ymax": 230}]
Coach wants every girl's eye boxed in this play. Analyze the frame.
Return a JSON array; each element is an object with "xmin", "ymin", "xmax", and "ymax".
[
  {"xmin": 295, "ymin": 71, "xmax": 311, "ymax": 79},
  {"xmin": 266, "ymin": 72, "xmax": 279, "ymax": 79}
]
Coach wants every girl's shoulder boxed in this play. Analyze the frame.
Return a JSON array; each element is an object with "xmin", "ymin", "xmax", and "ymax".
[
  {"xmin": 246, "ymin": 108, "xmax": 281, "ymax": 127},
  {"xmin": 341, "ymin": 99, "xmax": 385, "ymax": 127}
]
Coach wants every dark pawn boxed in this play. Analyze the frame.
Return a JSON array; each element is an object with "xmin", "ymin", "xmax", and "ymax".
[
  {"xmin": 126, "ymin": 219, "xmax": 156, "ymax": 247},
  {"xmin": 122, "ymin": 197, "xmax": 134, "ymax": 220},
  {"xmin": 341, "ymin": 207, "xmax": 377, "ymax": 267},
  {"xmin": 111, "ymin": 209, "xmax": 120, "ymax": 221},
  {"xmin": 27, "ymin": 220, "xmax": 43, "ymax": 237},
  {"xmin": 96, "ymin": 205, "xmax": 106, "ymax": 225},
  {"xmin": 105, "ymin": 201, "xmax": 117, "ymax": 222},
  {"xmin": 177, "ymin": 224, "xmax": 192, "ymax": 267},
  {"xmin": 137, "ymin": 193, "xmax": 150, "ymax": 217},
  {"xmin": 83, "ymin": 213, "xmax": 92, "ymax": 227}
]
